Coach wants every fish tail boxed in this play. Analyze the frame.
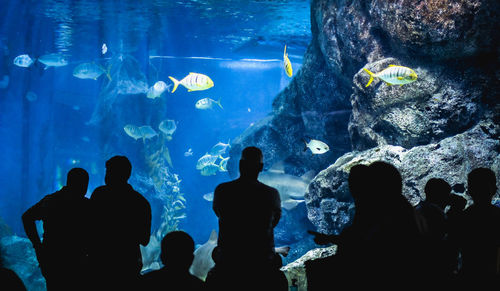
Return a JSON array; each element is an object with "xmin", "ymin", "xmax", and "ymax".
[
  {"xmin": 168, "ymin": 76, "xmax": 180, "ymax": 93},
  {"xmin": 216, "ymin": 98, "xmax": 223, "ymax": 109},
  {"xmin": 302, "ymin": 139, "xmax": 308, "ymax": 152},
  {"xmin": 106, "ymin": 72, "xmax": 112, "ymax": 81},
  {"xmin": 363, "ymin": 68, "xmax": 376, "ymax": 87},
  {"xmin": 106, "ymin": 64, "xmax": 112, "ymax": 81}
]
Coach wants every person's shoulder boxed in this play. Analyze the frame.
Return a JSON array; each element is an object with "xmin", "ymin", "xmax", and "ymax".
[
  {"xmin": 187, "ymin": 273, "xmax": 205, "ymax": 289},
  {"xmin": 129, "ymin": 186, "xmax": 151, "ymax": 207},
  {"xmin": 215, "ymin": 180, "xmax": 237, "ymax": 192},
  {"xmin": 90, "ymin": 185, "xmax": 107, "ymax": 197},
  {"xmin": 257, "ymin": 181, "xmax": 279, "ymax": 194}
]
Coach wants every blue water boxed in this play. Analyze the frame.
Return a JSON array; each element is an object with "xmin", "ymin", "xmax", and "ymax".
[{"xmin": 0, "ymin": 0, "xmax": 312, "ymax": 275}]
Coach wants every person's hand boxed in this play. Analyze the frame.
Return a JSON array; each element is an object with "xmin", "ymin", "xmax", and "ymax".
[{"xmin": 307, "ymin": 230, "xmax": 334, "ymax": 245}]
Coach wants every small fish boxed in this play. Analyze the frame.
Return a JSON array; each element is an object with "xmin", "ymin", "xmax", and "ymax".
[
  {"xmin": 73, "ymin": 62, "xmax": 111, "ymax": 80},
  {"xmin": 146, "ymin": 81, "xmax": 170, "ymax": 99},
  {"xmin": 247, "ymin": 108, "xmax": 251, "ymax": 112},
  {"xmin": 195, "ymin": 98, "xmax": 223, "ymax": 110},
  {"xmin": 200, "ymin": 163, "xmax": 221, "ymax": 176},
  {"xmin": 123, "ymin": 124, "xmax": 158, "ymax": 143},
  {"xmin": 203, "ymin": 192, "xmax": 214, "ymax": 202},
  {"xmin": 25, "ymin": 91, "xmax": 37, "ymax": 102},
  {"xmin": 168, "ymin": 72, "xmax": 214, "ymax": 93},
  {"xmin": 158, "ymin": 119, "xmax": 177, "ymax": 137},
  {"xmin": 363, "ymin": 65, "xmax": 417, "ymax": 87},
  {"xmin": 13, "ymin": 54, "xmax": 34, "ymax": 67},
  {"xmin": 283, "ymin": 45, "xmax": 292, "ymax": 77},
  {"xmin": 184, "ymin": 148, "xmax": 193, "ymax": 157},
  {"xmin": 38, "ymin": 53, "xmax": 69, "ymax": 69},
  {"xmin": 196, "ymin": 153, "xmax": 219, "ymax": 170},
  {"xmin": 102, "ymin": 43, "xmax": 108, "ymax": 55},
  {"xmin": 209, "ymin": 140, "xmax": 230, "ymax": 156},
  {"xmin": 303, "ymin": 138, "xmax": 329, "ymax": 154},
  {"xmin": 219, "ymin": 157, "xmax": 229, "ymax": 172}
]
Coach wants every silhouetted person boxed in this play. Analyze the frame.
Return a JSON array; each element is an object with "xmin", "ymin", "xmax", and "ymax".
[
  {"xmin": 22, "ymin": 167, "xmax": 90, "ymax": 291},
  {"xmin": 415, "ymin": 178, "xmax": 454, "ymax": 285},
  {"xmin": 205, "ymin": 146, "xmax": 287, "ymax": 291},
  {"xmin": 447, "ymin": 194, "xmax": 468, "ymax": 277},
  {"xmin": 141, "ymin": 231, "xmax": 204, "ymax": 290},
  {"xmin": 88, "ymin": 156, "xmax": 152, "ymax": 290},
  {"xmin": 0, "ymin": 249, "xmax": 27, "ymax": 291},
  {"xmin": 306, "ymin": 164, "xmax": 373, "ymax": 290},
  {"xmin": 360, "ymin": 161, "xmax": 423, "ymax": 287},
  {"xmin": 456, "ymin": 168, "xmax": 500, "ymax": 286}
]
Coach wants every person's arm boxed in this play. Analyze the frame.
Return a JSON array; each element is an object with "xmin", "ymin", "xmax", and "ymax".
[
  {"xmin": 22, "ymin": 202, "xmax": 43, "ymax": 250},
  {"xmin": 271, "ymin": 189, "xmax": 281, "ymax": 228},
  {"xmin": 140, "ymin": 199, "xmax": 152, "ymax": 246}
]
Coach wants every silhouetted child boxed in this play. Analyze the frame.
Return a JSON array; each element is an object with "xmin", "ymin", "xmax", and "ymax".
[
  {"xmin": 447, "ymin": 194, "xmax": 467, "ymax": 277},
  {"xmin": 141, "ymin": 231, "xmax": 204, "ymax": 290},
  {"xmin": 22, "ymin": 167, "xmax": 90, "ymax": 291},
  {"xmin": 88, "ymin": 156, "xmax": 152, "ymax": 290},
  {"xmin": 415, "ymin": 178, "xmax": 454, "ymax": 285},
  {"xmin": 456, "ymin": 168, "xmax": 500, "ymax": 286},
  {"xmin": 205, "ymin": 146, "xmax": 287, "ymax": 291}
]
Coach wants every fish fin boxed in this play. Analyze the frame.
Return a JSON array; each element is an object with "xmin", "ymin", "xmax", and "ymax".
[
  {"xmin": 385, "ymin": 82, "xmax": 393, "ymax": 86},
  {"xmin": 208, "ymin": 229, "xmax": 218, "ymax": 242},
  {"xmin": 389, "ymin": 64, "xmax": 397, "ymax": 67},
  {"xmin": 168, "ymin": 76, "xmax": 180, "ymax": 93},
  {"xmin": 106, "ymin": 72, "xmax": 112, "ymax": 81},
  {"xmin": 216, "ymin": 98, "xmax": 223, "ymax": 109},
  {"xmin": 301, "ymin": 170, "xmax": 316, "ymax": 182},
  {"xmin": 302, "ymin": 138, "xmax": 309, "ymax": 152},
  {"xmin": 363, "ymin": 68, "xmax": 375, "ymax": 87},
  {"xmin": 269, "ymin": 160, "xmax": 285, "ymax": 174},
  {"xmin": 284, "ymin": 45, "xmax": 287, "ymax": 58},
  {"xmin": 188, "ymin": 89, "xmax": 193, "ymax": 92},
  {"xmin": 397, "ymin": 76, "xmax": 403, "ymax": 80}
]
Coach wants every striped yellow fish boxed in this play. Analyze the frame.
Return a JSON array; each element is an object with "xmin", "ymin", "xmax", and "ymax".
[
  {"xmin": 363, "ymin": 65, "xmax": 417, "ymax": 87},
  {"xmin": 168, "ymin": 72, "xmax": 214, "ymax": 93},
  {"xmin": 284, "ymin": 45, "xmax": 292, "ymax": 77}
]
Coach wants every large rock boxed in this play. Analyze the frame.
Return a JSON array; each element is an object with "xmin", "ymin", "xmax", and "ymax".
[
  {"xmin": 349, "ymin": 57, "xmax": 487, "ymax": 150},
  {"xmin": 306, "ymin": 120, "xmax": 500, "ymax": 234},
  {"xmin": 281, "ymin": 245, "xmax": 337, "ymax": 291},
  {"xmin": 0, "ymin": 235, "xmax": 46, "ymax": 291}
]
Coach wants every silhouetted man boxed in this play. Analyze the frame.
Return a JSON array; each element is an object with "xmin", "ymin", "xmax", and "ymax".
[
  {"xmin": 141, "ymin": 231, "xmax": 204, "ymax": 290},
  {"xmin": 22, "ymin": 167, "xmax": 90, "ymax": 291},
  {"xmin": 457, "ymin": 168, "xmax": 500, "ymax": 286},
  {"xmin": 89, "ymin": 156, "xmax": 151, "ymax": 289},
  {"xmin": 206, "ymin": 146, "xmax": 287, "ymax": 290}
]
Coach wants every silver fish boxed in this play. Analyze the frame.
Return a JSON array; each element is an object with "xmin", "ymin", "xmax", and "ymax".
[
  {"xmin": 190, "ymin": 230, "xmax": 218, "ymax": 281},
  {"xmin": 73, "ymin": 62, "xmax": 110, "ymax": 80},
  {"xmin": 38, "ymin": 53, "xmax": 68, "ymax": 68},
  {"xmin": 158, "ymin": 119, "xmax": 177, "ymax": 136},
  {"xmin": 13, "ymin": 54, "xmax": 34, "ymax": 67},
  {"xmin": 196, "ymin": 153, "xmax": 219, "ymax": 170},
  {"xmin": 209, "ymin": 140, "xmax": 230, "ymax": 156},
  {"xmin": 303, "ymin": 139, "xmax": 329, "ymax": 154},
  {"xmin": 195, "ymin": 97, "xmax": 223, "ymax": 110}
]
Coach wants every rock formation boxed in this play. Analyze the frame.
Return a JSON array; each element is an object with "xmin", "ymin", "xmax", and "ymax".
[{"xmin": 230, "ymin": 0, "xmax": 500, "ymax": 244}]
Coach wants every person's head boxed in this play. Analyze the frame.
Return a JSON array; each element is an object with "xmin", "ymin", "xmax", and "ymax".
[
  {"xmin": 239, "ymin": 146, "xmax": 263, "ymax": 179},
  {"xmin": 467, "ymin": 167, "xmax": 497, "ymax": 205},
  {"xmin": 368, "ymin": 161, "xmax": 403, "ymax": 198},
  {"xmin": 160, "ymin": 231, "xmax": 195, "ymax": 271},
  {"xmin": 424, "ymin": 178, "xmax": 451, "ymax": 209},
  {"xmin": 104, "ymin": 155, "xmax": 132, "ymax": 186},
  {"xmin": 66, "ymin": 167, "xmax": 89, "ymax": 196},
  {"xmin": 348, "ymin": 164, "xmax": 369, "ymax": 202}
]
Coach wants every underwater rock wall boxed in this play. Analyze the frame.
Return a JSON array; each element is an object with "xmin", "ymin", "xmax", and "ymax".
[{"xmin": 229, "ymin": 0, "xmax": 500, "ymax": 237}]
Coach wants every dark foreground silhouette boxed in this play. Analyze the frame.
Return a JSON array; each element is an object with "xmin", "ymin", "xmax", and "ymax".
[
  {"xmin": 141, "ymin": 231, "xmax": 204, "ymax": 290},
  {"xmin": 22, "ymin": 167, "xmax": 90, "ymax": 291},
  {"xmin": 88, "ymin": 155, "xmax": 152, "ymax": 290},
  {"xmin": 205, "ymin": 146, "xmax": 287, "ymax": 291},
  {"xmin": 0, "ymin": 249, "xmax": 27, "ymax": 291}
]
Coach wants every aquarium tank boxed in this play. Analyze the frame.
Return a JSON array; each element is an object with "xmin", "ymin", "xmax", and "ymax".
[{"xmin": 0, "ymin": 0, "xmax": 499, "ymax": 290}]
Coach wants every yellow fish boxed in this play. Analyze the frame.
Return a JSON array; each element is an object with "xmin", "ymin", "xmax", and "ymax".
[
  {"xmin": 168, "ymin": 72, "xmax": 214, "ymax": 93},
  {"xmin": 363, "ymin": 65, "xmax": 417, "ymax": 87},
  {"xmin": 284, "ymin": 45, "xmax": 292, "ymax": 77}
]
